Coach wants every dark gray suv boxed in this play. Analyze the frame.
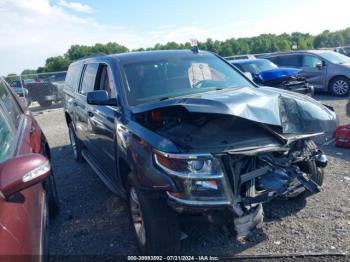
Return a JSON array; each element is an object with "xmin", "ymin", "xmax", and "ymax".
[
  {"xmin": 64, "ymin": 50, "xmax": 337, "ymax": 255},
  {"xmin": 263, "ymin": 50, "xmax": 350, "ymax": 97}
]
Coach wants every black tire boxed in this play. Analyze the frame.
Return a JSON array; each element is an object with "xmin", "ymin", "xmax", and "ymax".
[
  {"xmin": 68, "ymin": 122, "xmax": 84, "ymax": 162},
  {"xmin": 42, "ymin": 196, "xmax": 49, "ymax": 262},
  {"xmin": 38, "ymin": 100, "xmax": 53, "ymax": 107},
  {"xmin": 329, "ymin": 76, "xmax": 350, "ymax": 97},
  {"xmin": 127, "ymin": 174, "xmax": 181, "ymax": 255},
  {"xmin": 298, "ymin": 140, "xmax": 324, "ymax": 186},
  {"xmin": 45, "ymin": 174, "xmax": 60, "ymax": 218}
]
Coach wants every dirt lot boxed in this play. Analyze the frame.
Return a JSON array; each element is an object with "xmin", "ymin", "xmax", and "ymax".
[{"xmin": 32, "ymin": 95, "xmax": 350, "ymax": 260}]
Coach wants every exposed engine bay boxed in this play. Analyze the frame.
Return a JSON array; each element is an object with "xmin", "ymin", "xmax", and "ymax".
[{"xmin": 135, "ymin": 106, "xmax": 285, "ymax": 153}]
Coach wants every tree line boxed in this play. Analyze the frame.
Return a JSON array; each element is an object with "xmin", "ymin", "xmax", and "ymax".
[{"xmin": 9, "ymin": 27, "xmax": 350, "ymax": 77}]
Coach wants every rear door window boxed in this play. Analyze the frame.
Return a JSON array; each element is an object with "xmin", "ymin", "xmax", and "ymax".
[
  {"xmin": 65, "ymin": 63, "xmax": 82, "ymax": 91},
  {"xmin": 276, "ymin": 55, "xmax": 302, "ymax": 68},
  {"xmin": 0, "ymin": 80, "xmax": 22, "ymax": 128},
  {"xmin": 80, "ymin": 63, "xmax": 99, "ymax": 95}
]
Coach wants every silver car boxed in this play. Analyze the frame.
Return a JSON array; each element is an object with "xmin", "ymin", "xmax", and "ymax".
[{"xmin": 263, "ymin": 50, "xmax": 350, "ymax": 97}]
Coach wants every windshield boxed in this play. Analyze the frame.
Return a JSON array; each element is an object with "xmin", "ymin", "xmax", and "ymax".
[
  {"xmin": 318, "ymin": 51, "xmax": 350, "ymax": 64},
  {"xmin": 236, "ymin": 59, "xmax": 278, "ymax": 74},
  {"xmin": 121, "ymin": 54, "xmax": 253, "ymax": 106}
]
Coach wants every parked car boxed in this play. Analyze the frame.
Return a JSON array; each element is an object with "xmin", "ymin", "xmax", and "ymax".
[
  {"xmin": 231, "ymin": 58, "xmax": 313, "ymax": 95},
  {"xmin": 335, "ymin": 46, "xmax": 350, "ymax": 57},
  {"xmin": 10, "ymin": 80, "xmax": 61, "ymax": 107},
  {"xmin": 225, "ymin": 54, "xmax": 256, "ymax": 60},
  {"xmin": 262, "ymin": 50, "xmax": 350, "ymax": 97},
  {"xmin": 0, "ymin": 78, "xmax": 59, "ymax": 258},
  {"xmin": 46, "ymin": 72, "xmax": 67, "ymax": 102},
  {"xmin": 64, "ymin": 50, "xmax": 336, "ymax": 255},
  {"xmin": 10, "ymin": 85, "xmax": 32, "ymax": 106}
]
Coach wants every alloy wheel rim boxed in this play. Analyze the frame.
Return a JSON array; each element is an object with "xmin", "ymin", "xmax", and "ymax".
[
  {"xmin": 129, "ymin": 187, "xmax": 146, "ymax": 245},
  {"xmin": 333, "ymin": 80, "xmax": 349, "ymax": 95},
  {"xmin": 69, "ymin": 128, "xmax": 77, "ymax": 158}
]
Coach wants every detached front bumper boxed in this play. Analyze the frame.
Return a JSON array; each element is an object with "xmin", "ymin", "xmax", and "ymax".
[
  {"xmin": 163, "ymin": 152, "xmax": 325, "ymax": 216},
  {"xmin": 276, "ymin": 81, "xmax": 314, "ymax": 96}
]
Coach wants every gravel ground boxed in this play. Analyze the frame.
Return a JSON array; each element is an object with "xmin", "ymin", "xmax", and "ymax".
[{"xmin": 32, "ymin": 95, "xmax": 350, "ymax": 261}]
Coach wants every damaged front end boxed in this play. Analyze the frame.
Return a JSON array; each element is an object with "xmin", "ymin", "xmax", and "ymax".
[
  {"xmin": 132, "ymin": 86, "xmax": 336, "ymax": 237},
  {"xmin": 152, "ymin": 139, "xmax": 326, "ymax": 238},
  {"xmin": 254, "ymin": 68, "xmax": 314, "ymax": 96},
  {"xmin": 260, "ymin": 75, "xmax": 314, "ymax": 96}
]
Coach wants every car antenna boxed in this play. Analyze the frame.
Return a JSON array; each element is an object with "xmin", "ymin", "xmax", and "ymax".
[{"xmin": 191, "ymin": 39, "xmax": 199, "ymax": 53}]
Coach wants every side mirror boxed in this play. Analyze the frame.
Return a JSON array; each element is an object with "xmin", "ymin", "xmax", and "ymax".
[
  {"xmin": 0, "ymin": 154, "xmax": 51, "ymax": 199},
  {"xmin": 316, "ymin": 61, "xmax": 326, "ymax": 70},
  {"xmin": 87, "ymin": 90, "xmax": 118, "ymax": 106},
  {"xmin": 316, "ymin": 62, "xmax": 323, "ymax": 70}
]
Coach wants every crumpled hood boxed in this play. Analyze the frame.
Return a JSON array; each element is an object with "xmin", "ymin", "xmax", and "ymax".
[
  {"xmin": 254, "ymin": 67, "xmax": 301, "ymax": 83},
  {"xmin": 131, "ymin": 86, "xmax": 337, "ymax": 135}
]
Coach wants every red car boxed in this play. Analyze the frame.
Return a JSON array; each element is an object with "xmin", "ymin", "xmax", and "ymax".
[{"xmin": 0, "ymin": 78, "xmax": 59, "ymax": 260}]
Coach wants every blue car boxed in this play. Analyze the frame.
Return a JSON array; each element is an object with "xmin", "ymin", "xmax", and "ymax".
[{"xmin": 230, "ymin": 58, "xmax": 313, "ymax": 95}]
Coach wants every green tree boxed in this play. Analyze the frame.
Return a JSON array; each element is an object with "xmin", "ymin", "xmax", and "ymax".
[
  {"xmin": 45, "ymin": 56, "xmax": 71, "ymax": 72},
  {"xmin": 26, "ymin": 27, "xmax": 350, "ymax": 76},
  {"xmin": 21, "ymin": 69, "xmax": 36, "ymax": 76},
  {"xmin": 37, "ymin": 67, "xmax": 47, "ymax": 74},
  {"xmin": 5, "ymin": 73, "xmax": 19, "ymax": 82},
  {"xmin": 65, "ymin": 45, "xmax": 91, "ymax": 60}
]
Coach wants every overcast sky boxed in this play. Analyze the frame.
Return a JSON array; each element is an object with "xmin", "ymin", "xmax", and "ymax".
[{"xmin": 0, "ymin": 0, "xmax": 349, "ymax": 75}]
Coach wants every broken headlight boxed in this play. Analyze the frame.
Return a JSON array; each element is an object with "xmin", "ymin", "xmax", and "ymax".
[
  {"xmin": 154, "ymin": 151, "xmax": 230, "ymax": 203},
  {"xmin": 154, "ymin": 152, "xmax": 222, "ymax": 177}
]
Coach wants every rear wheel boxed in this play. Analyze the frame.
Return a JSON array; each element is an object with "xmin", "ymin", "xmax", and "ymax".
[
  {"xmin": 68, "ymin": 123, "xmax": 84, "ymax": 162},
  {"xmin": 329, "ymin": 76, "xmax": 350, "ymax": 97},
  {"xmin": 127, "ymin": 174, "xmax": 181, "ymax": 255}
]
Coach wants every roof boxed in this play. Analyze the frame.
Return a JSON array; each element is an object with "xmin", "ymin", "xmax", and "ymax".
[
  {"xmin": 262, "ymin": 49, "xmax": 336, "ymax": 57},
  {"xmin": 70, "ymin": 50, "xmax": 214, "ymax": 66},
  {"xmin": 114, "ymin": 50, "xmax": 213, "ymax": 63}
]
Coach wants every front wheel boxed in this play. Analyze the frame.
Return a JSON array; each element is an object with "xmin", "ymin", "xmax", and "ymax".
[
  {"xmin": 329, "ymin": 77, "xmax": 350, "ymax": 97},
  {"xmin": 298, "ymin": 140, "xmax": 324, "ymax": 186},
  {"xmin": 127, "ymin": 175, "xmax": 181, "ymax": 255}
]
